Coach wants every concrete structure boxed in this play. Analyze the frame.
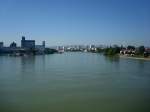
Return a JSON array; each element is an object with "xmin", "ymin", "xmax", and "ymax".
[
  {"xmin": 89, "ymin": 45, "xmax": 96, "ymax": 51},
  {"xmin": 0, "ymin": 42, "xmax": 4, "ymax": 48},
  {"xmin": 42, "ymin": 41, "xmax": 45, "ymax": 48},
  {"xmin": 21, "ymin": 36, "xmax": 35, "ymax": 49},
  {"xmin": 89, "ymin": 45, "xmax": 95, "ymax": 49}
]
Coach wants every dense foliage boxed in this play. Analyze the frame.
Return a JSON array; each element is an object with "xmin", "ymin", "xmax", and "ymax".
[
  {"xmin": 127, "ymin": 46, "xmax": 135, "ymax": 50},
  {"xmin": 44, "ymin": 48, "xmax": 58, "ymax": 54},
  {"xmin": 138, "ymin": 46, "xmax": 145, "ymax": 55},
  {"xmin": 104, "ymin": 46, "xmax": 120, "ymax": 56}
]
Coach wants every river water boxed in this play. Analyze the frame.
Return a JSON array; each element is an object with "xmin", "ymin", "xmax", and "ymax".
[{"xmin": 0, "ymin": 52, "xmax": 150, "ymax": 112}]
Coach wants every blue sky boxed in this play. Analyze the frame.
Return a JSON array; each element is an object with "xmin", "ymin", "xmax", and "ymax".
[{"xmin": 0, "ymin": 0, "xmax": 150, "ymax": 46}]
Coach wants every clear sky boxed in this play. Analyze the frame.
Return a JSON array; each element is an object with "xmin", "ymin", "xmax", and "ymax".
[{"xmin": 0, "ymin": 0, "xmax": 150, "ymax": 46}]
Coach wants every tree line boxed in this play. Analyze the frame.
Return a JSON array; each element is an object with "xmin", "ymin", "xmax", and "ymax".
[{"xmin": 96, "ymin": 45, "xmax": 149, "ymax": 57}]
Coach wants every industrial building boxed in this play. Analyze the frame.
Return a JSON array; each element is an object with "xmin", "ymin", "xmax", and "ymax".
[{"xmin": 21, "ymin": 36, "xmax": 35, "ymax": 49}]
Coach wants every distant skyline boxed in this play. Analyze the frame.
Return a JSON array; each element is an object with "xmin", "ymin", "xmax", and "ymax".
[{"xmin": 0, "ymin": 0, "xmax": 150, "ymax": 46}]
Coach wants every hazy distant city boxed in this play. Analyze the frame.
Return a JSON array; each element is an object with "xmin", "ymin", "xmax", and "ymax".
[{"xmin": 0, "ymin": 36, "xmax": 150, "ymax": 58}]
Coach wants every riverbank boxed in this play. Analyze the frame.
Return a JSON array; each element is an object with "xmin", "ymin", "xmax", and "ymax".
[{"xmin": 120, "ymin": 55, "xmax": 150, "ymax": 61}]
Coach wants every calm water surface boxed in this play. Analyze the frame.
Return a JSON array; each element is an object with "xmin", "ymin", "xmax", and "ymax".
[{"xmin": 0, "ymin": 53, "xmax": 150, "ymax": 112}]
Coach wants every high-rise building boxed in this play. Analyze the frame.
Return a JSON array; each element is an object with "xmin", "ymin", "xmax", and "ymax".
[
  {"xmin": 0, "ymin": 42, "xmax": 4, "ymax": 48},
  {"xmin": 89, "ymin": 45, "xmax": 95, "ymax": 49},
  {"xmin": 42, "ymin": 41, "xmax": 45, "ymax": 48},
  {"xmin": 21, "ymin": 36, "xmax": 35, "ymax": 49}
]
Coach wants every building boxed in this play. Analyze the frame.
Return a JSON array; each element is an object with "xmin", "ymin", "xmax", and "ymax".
[
  {"xmin": 10, "ymin": 42, "xmax": 17, "ymax": 48},
  {"xmin": 21, "ymin": 36, "xmax": 35, "ymax": 49},
  {"xmin": 89, "ymin": 45, "xmax": 95, "ymax": 49},
  {"xmin": 0, "ymin": 42, "xmax": 4, "ymax": 48},
  {"xmin": 42, "ymin": 41, "xmax": 45, "ymax": 48},
  {"xmin": 89, "ymin": 45, "xmax": 95, "ymax": 51}
]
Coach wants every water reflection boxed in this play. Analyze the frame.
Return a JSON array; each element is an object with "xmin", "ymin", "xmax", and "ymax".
[
  {"xmin": 137, "ymin": 60, "xmax": 145, "ymax": 69},
  {"xmin": 20, "ymin": 56, "xmax": 36, "ymax": 80},
  {"xmin": 104, "ymin": 56, "xmax": 120, "ymax": 63},
  {"xmin": 36, "ymin": 55, "xmax": 46, "ymax": 72},
  {"xmin": 136, "ymin": 60, "xmax": 150, "ymax": 77}
]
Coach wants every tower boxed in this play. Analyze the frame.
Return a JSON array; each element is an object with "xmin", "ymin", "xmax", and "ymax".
[
  {"xmin": 0, "ymin": 42, "xmax": 3, "ymax": 48},
  {"xmin": 22, "ymin": 36, "xmax": 25, "ymax": 41},
  {"xmin": 21, "ymin": 36, "xmax": 25, "ymax": 48},
  {"xmin": 42, "ymin": 41, "xmax": 45, "ymax": 48}
]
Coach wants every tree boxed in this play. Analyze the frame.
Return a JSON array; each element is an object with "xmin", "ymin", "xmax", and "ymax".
[
  {"xmin": 127, "ymin": 45, "xmax": 135, "ymax": 50},
  {"xmin": 104, "ymin": 46, "xmax": 120, "ymax": 56},
  {"xmin": 138, "ymin": 46, "xmax": 145, "ymax": 55},
  {"xmin": 44, "ymin": 48, "xmax": 58, "ymax": 54},
  {"xmin": 96, "ymin": 48, "xmax": 104, "ymax": 53}
]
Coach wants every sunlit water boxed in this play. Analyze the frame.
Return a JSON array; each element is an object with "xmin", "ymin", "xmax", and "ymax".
[{"xmin": 0, "ymin": 52, "xmax": 150, "ymax": 112}]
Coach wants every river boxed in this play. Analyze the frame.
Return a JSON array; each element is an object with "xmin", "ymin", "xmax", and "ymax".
[{"xmin": 0, "ymin": 52, "xmax": 150, "ymax": 112}]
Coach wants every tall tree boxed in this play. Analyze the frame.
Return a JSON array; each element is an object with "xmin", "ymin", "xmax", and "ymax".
[{"xmin": 138, "ymin": 46, "xmax": 145, "ymax": 55}]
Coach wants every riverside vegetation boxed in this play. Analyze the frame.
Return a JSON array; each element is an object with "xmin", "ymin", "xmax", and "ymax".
[{"xmin": 96, "ymin": 45, "xmax": 150, "ymax": 58}]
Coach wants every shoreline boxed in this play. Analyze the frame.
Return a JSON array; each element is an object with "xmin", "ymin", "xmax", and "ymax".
[{"xmin": 119, "ymin": 55, "xmax": 150, "ymax": 61}]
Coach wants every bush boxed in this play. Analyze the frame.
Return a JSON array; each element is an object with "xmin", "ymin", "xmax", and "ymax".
[
  {"xmin": 104, "ymin": 46, "xmax": 120, "ymax": 56},
  {"xmin": 44, "ymin": 48, "xmax": 58, "ymax": 54}
]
